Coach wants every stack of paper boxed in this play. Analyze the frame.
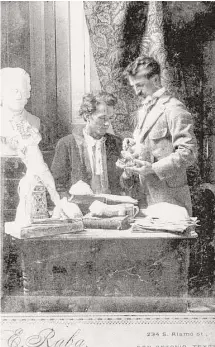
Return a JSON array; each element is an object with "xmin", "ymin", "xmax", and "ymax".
[{"xmin": 131, "ymin": 217, "xmax": 199, "ymax": 235}]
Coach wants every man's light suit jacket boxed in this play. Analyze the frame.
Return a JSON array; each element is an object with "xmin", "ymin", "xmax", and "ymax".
[{"xmin": 134, "ymin": 93, "xmax": 198, "ymax": 215}]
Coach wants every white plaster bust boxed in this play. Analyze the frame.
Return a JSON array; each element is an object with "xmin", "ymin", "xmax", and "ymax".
[
  {"xmin": 0, "ymin": 67, "xmax": 62, "ymax": 228},
  {"xmin": 0, "ymin": 67, "xmax": 40, "ymax": 157}
]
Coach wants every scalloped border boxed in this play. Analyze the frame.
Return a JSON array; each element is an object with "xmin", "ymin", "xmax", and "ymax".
[{"xmin": 1, "ymin": 314, "xmax": 215, "ymax": 325}]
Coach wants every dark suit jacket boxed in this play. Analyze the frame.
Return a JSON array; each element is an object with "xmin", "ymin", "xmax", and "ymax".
[{"xmin": 51, "ymin": 132, "xmax": 123, "ymax": 195}]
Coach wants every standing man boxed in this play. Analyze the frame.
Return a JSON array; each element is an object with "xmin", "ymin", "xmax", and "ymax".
[
  {"xmin": 122, "ymin": 56, "xmax": 197, "ymax": 215},
  {"xmin": 51, "ymin": 92, "xmax": 124, "ymax": 197}
]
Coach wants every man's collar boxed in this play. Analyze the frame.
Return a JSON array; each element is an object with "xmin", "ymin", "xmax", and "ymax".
[
  {"xmin": 152, "ymin": 87, "xmax": 166, "ymax": 99},
  {"xmin": 142, "ymin": 87, "xmax": 166, "ymax": 105},
  {"xmin": 83, "ymin": 128, "xmax": 105, "ymax": 147}
]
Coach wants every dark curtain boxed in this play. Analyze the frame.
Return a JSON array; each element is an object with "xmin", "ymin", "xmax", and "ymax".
[{"xmin": 84, "ymin": 1, "xmax": 215, "ymax": 295}]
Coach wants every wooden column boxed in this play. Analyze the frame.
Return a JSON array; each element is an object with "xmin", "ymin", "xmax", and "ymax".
[
  {"xmin": 29, "ymin": 2, "xmax": 46, "ymax": 126},
  {"xmin": 69, "ymin": 1, "xmax": 86, "ymax": 128},
  {"xmin": 55, "ymin": 1, "xmax": 72, "ymax": 138},
  {"xmin": 29, "ymin": 1, "xmax": 58, "ymax": 148},
  {"xmin": 0, "ymin": 2, "xmax": 31, "ymax": 73}
]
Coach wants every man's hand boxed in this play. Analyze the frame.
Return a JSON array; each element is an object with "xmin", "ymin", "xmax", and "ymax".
[
  {"xmin": 122, "ymin": 137, "xmax": 136, "ymax": 151},
  {"xmin": 59, "ymin": 191, "xmax": 71, "ymax": 200},
  {"xmin": 126, "ymin": 159, "xmax": 154, "ymax": 177},
  {"xmin": 121, "ymin": 168, "xmax": 133, "ymax": 179}
]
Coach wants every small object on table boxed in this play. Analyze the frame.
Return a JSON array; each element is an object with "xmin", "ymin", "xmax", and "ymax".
[
  {"xmin": 31, "ymin": 180, "xmax": 49, "ymax": 220},
  {"xmin": 68, "ymin": 180, "xmax": 105, "ymax": 214},
  {"xmin": 95, "ymin": 193, "xmax": 138, "ymax": 205},
  {"xmin": 89, "ymin": 200, "xmax": 139, "ymax": 220},
  {"xmin": 83, "ymin": 214, "xmax": 130, "ymax": 230},
  {"xmin": 140, "ymin": 202, "xmax": 190, "ymax": 221},
  {"xmin": 132, "ymin": 195, "xmax": 200, "ymax": 236},
  {"xmin": 70, "ymin": 195, "xmax": 105, "ymax": 204},
  {"xmin": 69, "ymin": 192, "xmax": 138, "ymax": 215},
  {"xmin": 132, "ymin": 217, "xmax": 199, "ymax": 236},
  {"xmin": 52, "ymin": 197, "xmax": 83, "ymax": 219},
  {"xmin": 69, "ymin": 180, "xmax": 94, "ymax": 196},
  {"xmin": 5, "ymin": 219, "xmax": 84, "ymax": 239},
  {"xmin": 120, "ymin": 203, "xmax": 139, "ymax": 218},
  {"xmin": 116, "ymin": 154, "xmax": 136, "ymax": 171},
  {"xmin": 89, "ymin": 200, "xmax": 126, "ymax": 217},
  {"xmin": 69, "ymin": 194, "xmax": 106, "ymax": 215}
]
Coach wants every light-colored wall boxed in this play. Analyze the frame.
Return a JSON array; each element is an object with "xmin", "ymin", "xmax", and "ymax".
[{"xmin": 1, "ymin": 1, "xmax": 101, "ymax": 146}]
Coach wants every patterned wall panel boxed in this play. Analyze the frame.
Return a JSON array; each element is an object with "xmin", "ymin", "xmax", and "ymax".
[{"xmin": 84, "ymin": 1, "xmax": 144, "ymax": 138}]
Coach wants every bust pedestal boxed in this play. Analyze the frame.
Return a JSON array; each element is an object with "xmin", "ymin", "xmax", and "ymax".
[{"xmin": 1, "ymin": 156, "xmax": 26, "ymax": 223}]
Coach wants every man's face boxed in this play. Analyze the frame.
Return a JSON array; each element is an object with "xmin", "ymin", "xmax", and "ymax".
[
  {"xmin": 2, "ymin": 78, "xmax": 29, "ymax": 113},
  {"xmin": 87, "ymin": 102, "xmax": 115, "ymax": 138},
  {"xmin": 129, "ymin": 73, "xmax": 158, "ymax": 98}
]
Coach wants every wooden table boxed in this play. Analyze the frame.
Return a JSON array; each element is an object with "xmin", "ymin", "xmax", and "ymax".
[{"xmin": 4, "ymin": 222, "xmax": 197, "ymax": 312}]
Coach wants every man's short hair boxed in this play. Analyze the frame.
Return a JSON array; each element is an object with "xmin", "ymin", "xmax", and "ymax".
[
  {"xmin": 79, "ymin": 91, "xmax": 117, "ymax": 121},
  {"xmin": 123, "ymin": 56, "xmax": 161, "ymax": 80}
]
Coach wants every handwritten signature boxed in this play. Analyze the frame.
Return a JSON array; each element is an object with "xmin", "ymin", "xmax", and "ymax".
[{"xmin": 3, "ymin": 328, "xmax": 88, "ymax": 347}]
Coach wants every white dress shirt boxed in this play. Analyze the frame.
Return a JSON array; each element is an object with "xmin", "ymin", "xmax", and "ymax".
[{"xmin": 83, "ymin": 129, "xmax": 109, "ymax": 194}]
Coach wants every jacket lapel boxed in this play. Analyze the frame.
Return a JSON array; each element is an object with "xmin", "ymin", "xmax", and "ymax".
[
  {"xmin": 104, "ymin": 134, "xmax": 112, "ymax": 177},
  {"xmin": 73, "ymin": 132, "xmax": 92, "ymax": 179},
  {"xmin": 138, "ymin": 94, "xmax": 171, "ymax": 143},
  {"xmin": 104, "ymin": 133, "xmax": 122, "ymax": 194}
]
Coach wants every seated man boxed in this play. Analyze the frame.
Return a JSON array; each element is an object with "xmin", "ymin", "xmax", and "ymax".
[{"xmin": 51, "ymin": 92, "xmax": 124, "ymax": 197}]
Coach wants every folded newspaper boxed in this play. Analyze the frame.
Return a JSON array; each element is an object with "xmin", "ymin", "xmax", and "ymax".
[{"xmin": 131, "ymin": 217, "xmax": 199, "ymax": 235}]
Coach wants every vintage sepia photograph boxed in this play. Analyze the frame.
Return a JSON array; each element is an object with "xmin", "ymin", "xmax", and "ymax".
[{"xmin": 1, "ymin": 0, "xmax": 215, "ymax": 345}]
